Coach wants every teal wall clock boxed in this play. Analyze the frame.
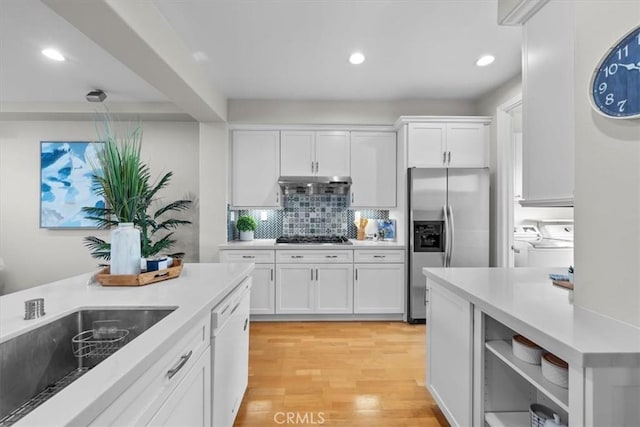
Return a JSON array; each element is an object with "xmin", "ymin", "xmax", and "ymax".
[{"xmin": 590, "ymin": 25, "xmax": 640, "ymax": 119}]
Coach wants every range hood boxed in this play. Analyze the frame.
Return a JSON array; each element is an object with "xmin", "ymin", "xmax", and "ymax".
[{"xmin": 278, "ymin": 176, "xmax": 352, "ymax": 195}]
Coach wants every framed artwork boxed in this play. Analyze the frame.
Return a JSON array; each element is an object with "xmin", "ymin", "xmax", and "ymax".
[{"xmin": 40, "ymin": 141, "xmax": 104, "ymax": 228}]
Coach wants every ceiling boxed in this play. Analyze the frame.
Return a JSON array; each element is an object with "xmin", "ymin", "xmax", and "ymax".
[{"xmin": 0, "ymin": 0, "xmax": 522, "ymax": 108}]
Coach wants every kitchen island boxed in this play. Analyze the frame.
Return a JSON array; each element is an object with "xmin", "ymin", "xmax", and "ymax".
[
  {"xmin": 423, "ymin": 267, "xmax": 640, "ymax": 427},
  {"xmin": 0, "ymin": 262, "xmax": 253, "ymax": 426}
]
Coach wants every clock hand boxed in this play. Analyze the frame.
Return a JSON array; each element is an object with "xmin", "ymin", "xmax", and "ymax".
[{"xmin": 617, "ymin": 62, "xmax": 640, "ymax": 71}]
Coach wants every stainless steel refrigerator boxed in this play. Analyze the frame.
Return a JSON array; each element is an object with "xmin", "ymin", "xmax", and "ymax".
[{"xmin": 407, "ymin": 167, "xmax": 489, "ymax": 323}]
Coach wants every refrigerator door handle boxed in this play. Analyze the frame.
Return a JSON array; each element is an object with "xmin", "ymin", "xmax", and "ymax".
[
  {"xmin": 443, "ymin": 205, "xmax": 450, "ymax": 267},
  {"xmin": 448, "ymin": 205, "xmax": 455, "ymax": 266}
]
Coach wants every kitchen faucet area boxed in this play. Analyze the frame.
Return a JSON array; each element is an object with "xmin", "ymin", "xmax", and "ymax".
[{"xmin": 1, "ymin": 1, "xmax": 639, "ymax": 426}]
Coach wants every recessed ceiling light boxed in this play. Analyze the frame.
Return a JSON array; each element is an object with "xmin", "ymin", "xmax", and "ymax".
[
  {"xmin": 349, "ymin": 52, "xmax": 365, "ymax": 65},
  {"xmin": 41, "ymin": 48, "xmax": 66, "ymax": 62},
  {"xmin": 476, "ymin": 55, "xmax": 495, "ymax": 67}
]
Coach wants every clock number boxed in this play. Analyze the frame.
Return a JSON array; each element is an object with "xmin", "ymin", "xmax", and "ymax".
[
  {"xmin": 618, "ymin": 99, "xmax": 627, "ymax": 112},
  {"xmin": 598, "ymin": 82, "xmax": 607, "ymax": 94},
  {"xmin": 616, "ymin": 45, "xmax": 629, "ymax": 59},
  {"xmin": 605, "ymin": 63, "xmax": 618, "ymax": 77},
  {"xmin": 606, "ymin": 93, "xmax": 615, "ymax": 105}
]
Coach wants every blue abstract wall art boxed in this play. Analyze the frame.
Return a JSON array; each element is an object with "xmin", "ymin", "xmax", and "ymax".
[{"xmin": 40, "ymin": 141, "xmax": 104, "ymax": 228}]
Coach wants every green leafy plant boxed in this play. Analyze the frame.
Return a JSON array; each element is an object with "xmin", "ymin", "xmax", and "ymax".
[
  {"xmin": 236, "ymin": 215, "xmax": 257, "ymax": 232},
  {"xmin": 82, "ymin": 118, "xmax": 192, "ymax": 260}
]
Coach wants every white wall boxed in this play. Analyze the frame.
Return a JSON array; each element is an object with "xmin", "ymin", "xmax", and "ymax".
[
  {"xmin": 474, "ymin": 74, "xmax": 523, "ymax": 266},
  {"xmin": 0, "ymin": 120, "xmax": 199, "ymax": 294},
  {"xmin": 573, "ymin": 2, "xmax": 640, "ymax": 326},
  {"xmin": 228, "ymin": 99, "xmax": 477, "ymax": 124}
]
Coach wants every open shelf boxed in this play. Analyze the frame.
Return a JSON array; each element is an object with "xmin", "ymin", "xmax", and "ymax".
[
  {"xmin": 485, "ymin": 340, "xmax": 569, "ymax": 412},
  {"xmin": 485, "ymin": 411, "xmax": 529, "ymax": 427}
]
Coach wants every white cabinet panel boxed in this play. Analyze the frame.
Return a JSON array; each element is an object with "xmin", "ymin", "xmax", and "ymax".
[
  {"xmin": 149, "ymin": 347, "xmax": 211, "ymax": 427},
  {"xmin": 521, "ymin": 1, "xmax": 574, "ymax": 206},
  {"xmin": 354, "ymin": 264, "xmax": 404, "ymax": 314},
  {"xmin": 354, "ymin": 249, "xmax": 404, "ymax": 263},
  {"xmin": 280, "ymin": 130, "xmax": 350, "ymax": 177},
  {"xmin": 232, "ymin": 131, "xmax": 281, "ymax": 207},
  {"xmin": 446, "ymin": 123, "xmax": 489, "ymax": 167},
  {"xmin": 276, "ymin": 250, "xmax": 353, "ymax": 264},
  {"xmin": 315, "ymin": 264, "xmax": 353, "ymax": 314},
  {"xmin": 220, "ymin": 250, "xmax": 275, "ymax": 315},
  {"xmin": 276, "ymin": 264, "xmax": 314, "ymax": 314},
  {"xmin": 427, "ymin": 280, "xmax": 473, "ymax": 427},
  {"xmin": 350, "ymin": 131, "xmax": 397, "ymax": 208},
  {"xmin": 408, "ymin": 123, "xmax": 446, "ymax": 167}
]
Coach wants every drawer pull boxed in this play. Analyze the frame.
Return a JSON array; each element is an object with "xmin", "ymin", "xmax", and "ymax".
[
  {"xmin": 242, "ymin": 255, "xmax": 255, "ymax": 259},
  {"xmin": 291, "ymin": 255, "xmax": 304, "ymax": 259},
  {"xmin": 230, "ymin": 301, "xmax": 241, "ymax": 315},
  {"xmin": 167, "ymin": 350, "xmax": 193, "ymax": 379},
  {"xmin": 373, "ymin": 255, "xmax": 386, "ymax": 258},
  {"xmin": 244, "ymin": 318, "xmax": 249, "ymax": 331},
  {"xmin": 220, "ymin": 304, "xmax": 230, "ymax": 315},
  {"xmin": 325, "ymin": 255, "xmax": 338, "ymax": 258}
]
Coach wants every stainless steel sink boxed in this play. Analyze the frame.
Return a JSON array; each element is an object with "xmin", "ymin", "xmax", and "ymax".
[{"xmin": 0, "ymin": 307, "xmax": 175, "ymax": 426}]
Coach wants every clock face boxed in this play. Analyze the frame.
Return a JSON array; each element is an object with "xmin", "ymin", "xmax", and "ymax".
[{"xmin": 590, "ymin": 25, "xmax": 640, "ymax": 119}]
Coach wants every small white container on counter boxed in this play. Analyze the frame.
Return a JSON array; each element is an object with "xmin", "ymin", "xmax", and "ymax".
[
  {"xmin": 541, "ymin": 352, "xmax": 569, "ymax": 388},
  {"xmin": 512, "ymin": 334, "xmax": 544, "ymax": 365}
]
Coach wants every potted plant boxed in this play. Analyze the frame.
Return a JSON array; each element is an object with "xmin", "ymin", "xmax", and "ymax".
[
  {"xmin": 236, "ymin": 215, "xmax": 257, "ymax": 241},
  {"xmin": 82, "ymin": 118, "xmax": 191, "ymax": 272}
]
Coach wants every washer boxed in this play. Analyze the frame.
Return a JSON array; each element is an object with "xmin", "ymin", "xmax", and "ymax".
[{"xmin": 513, "ymin": 221, "xmax": 573, "ymax": 267}]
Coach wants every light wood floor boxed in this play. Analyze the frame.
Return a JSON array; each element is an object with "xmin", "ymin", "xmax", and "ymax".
[{"xmin": 234, "ymin": 322, "xmax": 449, "ymax": 427}]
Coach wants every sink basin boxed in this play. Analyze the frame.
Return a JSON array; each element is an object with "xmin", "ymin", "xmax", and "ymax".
[{"xmin": 0, "ymin": 307, "xmax": 175, "ymax": 425}]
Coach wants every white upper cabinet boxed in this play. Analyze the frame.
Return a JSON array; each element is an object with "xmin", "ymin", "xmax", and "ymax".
[
  {"xmin": 280, "ymin": 130, "xmax": 350, "ymax": 176},
  {"xmin": 407, "ymin": 121, "xmax": 489, "ymax": 168},
  {"xmin": 231, "ymin": 130, "xmax": 281, "ymax": 208},
  {"xmin": 350, "ymin": 131, "xmax": 397, "ymax": 208},
  {"xmin": 521, "ymin": 1, "xmax": 574, "ymax": 206}
]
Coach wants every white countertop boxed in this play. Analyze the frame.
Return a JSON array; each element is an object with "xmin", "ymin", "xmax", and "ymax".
[
  {"xmin": 423, "ymin": 267, "xmax": 640, "ymax": 368},
  {"xmin": 219, "ymin": 239, "xmax": 405, "ymax": 249},
  {"xmin": 0, "ymin": 262, "xmax": 253, "ymax": 426}
]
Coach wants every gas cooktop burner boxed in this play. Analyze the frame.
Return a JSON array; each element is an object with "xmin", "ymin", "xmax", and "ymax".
[{"xmin": 276, "ymin": 235, "xmax": 352, "ymax": 245}]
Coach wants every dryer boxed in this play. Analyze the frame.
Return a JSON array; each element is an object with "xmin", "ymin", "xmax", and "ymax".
[{"xmin": 513, "ymin": 221, "xmax": 573, "ymax": 267}]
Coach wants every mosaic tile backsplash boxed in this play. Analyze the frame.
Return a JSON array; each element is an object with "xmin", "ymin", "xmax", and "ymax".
[{"xmin": 227, "ymin": 195, "xmax": 389, "ymax": 240}]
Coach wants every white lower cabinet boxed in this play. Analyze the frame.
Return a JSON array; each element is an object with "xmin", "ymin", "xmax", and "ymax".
[
  {"xmin": 276, "ymin": 263, "xmax": 353, "ymax": 314},
  {"xmin": 426, "ymin": 280, "xmax": 473, "ymax": 427},
  {"xmin": 220, "ymin": 250, "xmax": 275, "ymax": 315},
  {"xmin": 353, "ymin": 249, "xmax": 404, "ymax": 314},
  {"xmin": 148, "ymin": 347, "xmax": 211, "ymax": 427}
]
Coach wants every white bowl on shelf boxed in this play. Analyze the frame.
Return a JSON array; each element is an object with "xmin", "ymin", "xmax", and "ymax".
[
  {"xmin": 541, "ymin": 352, "xmax": 569, "ymax": 388},
  {"xmin": 512, "ymin": 334, "xmax": 543, "ymax": 365}
]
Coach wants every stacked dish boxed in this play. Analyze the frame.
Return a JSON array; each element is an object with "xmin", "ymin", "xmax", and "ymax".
[
  {"xmin": 541, "ymin": 353, "xmax": 569, "ymax": 388},
  {"xmin": 512, "ymin": 335, "xmax": 544, "ymax": 364}
]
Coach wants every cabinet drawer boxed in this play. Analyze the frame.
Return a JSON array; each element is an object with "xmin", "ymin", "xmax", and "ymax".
[
  {"xmin": 276, "ymin": 250, "xmax": 353, "ymax": 264},
  {"xmin": 354, "ymin": 249, "xmax": 404, "ymax": 263},
  {"xmin": 90, "ymin": 314, "xmax": 210, "ymax": 426},
  {"xmin": 220, "ymin": 250, "xmax": 275, "ymax": 263},
  {"xmin": 211, "ymin": 277, "xmax": 251, "ymax": 332}
]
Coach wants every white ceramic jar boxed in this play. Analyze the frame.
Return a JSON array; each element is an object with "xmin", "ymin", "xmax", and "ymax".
[
  {"xmin": 110, "ymin": 222, "xmax": 141, "ymax": 275},
  {"xmin": 541, "ymin": 353, "xmax": 569, "ymax": 388},
  {"xmin": 512, "ymin": 334, "xmax": 543, "ymax": 364}
]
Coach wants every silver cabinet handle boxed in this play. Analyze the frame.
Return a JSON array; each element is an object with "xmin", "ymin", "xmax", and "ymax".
[
  {"xmin": 311, "ymin": 161, "xmax": 314, "ymax": 173},
  {"xmin": 355, "ymin": 269, "xmax": 358, "ymax": 281},
  {"xmin": 220, "ymin": 304, "xmax": 230, "ymax": 315},
  {"xmin": 315, "ymin": 161, "xmax": 319, "ymax": 173},
  {"xmin": 351, "ymin": 193, "xmax": 354, "ymax": 203},
  {"xmin": 292, "ymin": 255, "xmax": 304, "ymax": 259},
  {"xmin": 244, "ymin": 318, "xmax": 249, "ymax": 331},
  {"xmin": 325, "ymin": 255, "xmax": 338, "ymax": 258},
  {"xmin": 276, "ymin": 192, "xmax": 279, "ymax": 203},
  {"xmin": 242, "ymin": 255, "xmax": 255, "ymax": 259},
  {"xmin": 442, "ymin": 151, "xmax": 447, "ymax": 165},
  {"xmin": 373, "ymin": 255, "xmax": 386, "ymax": 258},
  {"xmin": 167, "ymin": 350, "xmax": 192, "ymax": 379},
  {"xmin": 271, "ymin": 268, "xmax": 274, "ymax": 281},
  {"xmin": 311, "ymin": 269, "xmax": 314, "ymax": 281},
  {"xmin": 230, "ymin": 301, "xmax": 241, "ymax": 315},
  {"xmin": 447, "ymin": 151, "xmax": 451, "ymax": 164}
]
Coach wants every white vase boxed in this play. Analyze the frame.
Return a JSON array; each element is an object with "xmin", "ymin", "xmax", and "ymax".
[
  {"xmin": 239, "ymin": 230, "xmax": 254, "ymax": 241},
  {"xmin": 110, "ymin": 222, "xmax": 141, "ymax": 275}
]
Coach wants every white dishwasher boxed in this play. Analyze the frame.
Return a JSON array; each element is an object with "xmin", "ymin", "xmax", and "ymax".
[{"xmin": 211, "ymin": 278, "xmax": 251, "ymax": 427}]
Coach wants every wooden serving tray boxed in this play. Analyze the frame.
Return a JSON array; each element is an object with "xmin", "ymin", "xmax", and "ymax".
[
  {"xmin": 96, "ymin": 259, "xmax": 183, "ymax": 286},
  {"xmin": 552, "ymin": 279, "xmax": 574, "ymax": 290}
]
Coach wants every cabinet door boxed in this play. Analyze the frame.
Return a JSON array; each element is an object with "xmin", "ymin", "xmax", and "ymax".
[
  {"xmin": 148, "ymin": 346, "xmax": 211, "ymax": 427},
  {"xmin": 250, "ymin": 264, "xmax": 275, "ymax": 315},
  {"xmin": 280, "ymin": 131, "xmax": 314, "ymax": 176},
  {"xmin": 315, "ymin": 131, "xmax": 350, "ymax": 176},
  {"xmin": 354, "ymin": 264, "xmax": 404, "ymax": 314},
  {"xmin": 350, "ymin": 132, "xmax": 397, "ymax": 207},
  {"xmin": 407, "ymin": 123, "xmax": 446, "ymax": 167},
  {"xmin": 521, "ymin": 1, "xmax": 574, "ymax": 205},
  {"xmin": 232, "ymin": 131, "xmax": 280, "ymax": 207},
  {"xmin": 275, "ymin": 264, "xmax": 314, "ymax": 314},
  {"xmin": 446, "ymin": 123, "xmax": 489, "ymax": 167},
  {"xmin": 427, "ymin": 280, "xmax": 473, "ymax": 427},
  {"xmin": 315, "ymin": 264, "xmax": 353, "ymax": 313}
]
